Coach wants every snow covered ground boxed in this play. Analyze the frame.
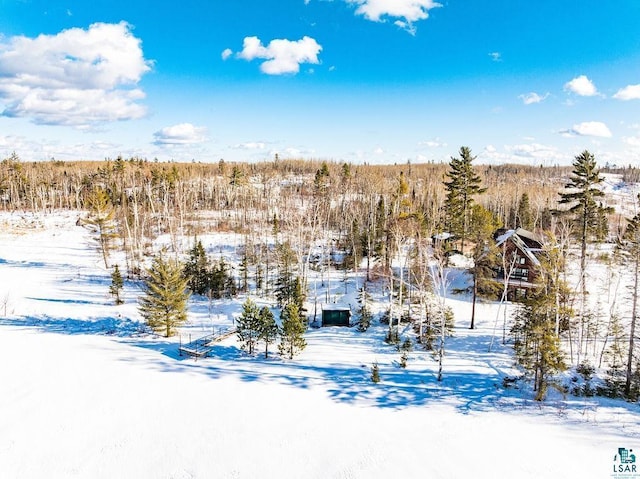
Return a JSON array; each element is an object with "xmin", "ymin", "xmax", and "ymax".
[{"xmin": 1, "ymin": 211, "xmax": 639, "ymax": 479}]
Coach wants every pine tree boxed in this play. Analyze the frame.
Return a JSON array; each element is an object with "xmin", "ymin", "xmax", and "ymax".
[
  {"xmin": 258, "ymin": 306, "xmax": 279, "ymax": 359},
  {"xmin": 138, "ymin": 254, "xmax": 190, "ymax": 337},
  {"xmin": 238, "ymin": 247, "xmax": 250, "ymax": 293},
  {"xmin": 84, "ymin": 186, "xmax": 118, "ymax": 268},
  {"xmin": 511, "ymin": 256, "xmax": 567, "ymax": 401},
  {"xmin": 236, "ymin": 298, "xmax": 261, "ymax": 355},
  {"xmin": 229, "ymin": 165, "xmax": 245, "ymax": 187},
  {"xmin": 516, "ymin": 192, "xmax": 534, "ymax": 230},
  {"xmin": 314, "ymin": 161, "xmax": 330, "ymax": 195},
  {"xmin": 557, "ymin": 151, "xmax": 613, "ymax": 356},
  {"xmin": 468, "ymin": 204, "xmax": 501, "ymax": 329},
  {"xmin": 209, "ymin": 258, "xmax": 236, "ymax": 299},
  {"xmin": 443, "ymin": 146, "xmax": 486, "ymax": 252},
  {"xmin": 275, "ymin": 242, "xmax": 298, "ymax": 306},
  {"xmin": 109, "ymin": 264, "xmax": 124, "ymax": 305},
  {"xmin": 603, "ymin": 312, "xmax": 626, "ymax": 397},
  {"xmin": 183, "ymin": 240, "xmax": 210, "ymax": 295},
  {"xmin": 371, "ymin": 362, "xmax": 380, "ymax": 383},
  {"xmin": 278, "ymin": 302, "xmax": 306, "ymax": 359}
]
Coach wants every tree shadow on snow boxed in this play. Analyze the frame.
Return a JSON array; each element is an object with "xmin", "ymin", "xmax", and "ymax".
[
  {"xmin": 116, "ymin": 329, "xmax": 521, "ymax": 414},
  {"xmin": 0, "ymin": 315, "xmax": 144, "ymax": 337}
]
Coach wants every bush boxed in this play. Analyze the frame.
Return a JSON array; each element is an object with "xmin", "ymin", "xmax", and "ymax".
[
  {"xmin": 385, "ymin": 327, "xmax": 399, "ymax": 345},
  {"xmin": 399, "ymin": 352, "xmax": 408, "ymax": 369},
  {"xmin": 371, "ymin": 362, "xmax": 380, "ymax": 383}
]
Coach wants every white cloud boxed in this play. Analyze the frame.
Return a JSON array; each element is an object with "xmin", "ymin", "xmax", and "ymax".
[
  {"xmin": 221, "ymin": 48, "xmax": 233, "ymax": 61},
  {"xmin": 345, "ymin": 0, "xmax": 441, "ymax": 32},
  {"xmin": 624, "ymin": 136, "xmax": 640, "ymax": 147},
  {"xmin": 518, "ymin": 92, "xmax": 549, "ymax": 105},
  {"xmin": 233, "ymin": 141, "xmax": 267, "ymax": 150},
  {"xmin": 561, "ymin": 121, "xmax": 612, "ymax": 138},
  {"xmin": 564, "ymin": 75, "xmax": 598, "ymax": 97},
  {"xmin": 0, "ymin": 134, "xmax": 126, "ymax": 161},
  {"xmin": 153, "ymin": 123, "xmax": 207, "ymax": 146},
  {"xmin": 484, "ymin": 145, "xmax": 496, "ymax": 154},
  {"xmin": 489, "ymin": 52, "xmax": 502, "ymax": 62},
  {"xmin": 346, "ymin": 0, "xmax": 440, "ymax": 22},
  {"xmin": 236, "ymin": 36, "xmax": 322, "ymax": 75},
  {"xmin": 614, "ymin": 84, "xmax": 640, "ymax": 101},
  {"xmin": 503, "ymin": 143, "xmax": 567, "ymax": 164},
  {"xmin": 0, "ymin": 22, "xmax": 152, "ymax": 127},
  {"xmin": 419, "ymin": 138, "xmax": 446, "ymax": 148}
]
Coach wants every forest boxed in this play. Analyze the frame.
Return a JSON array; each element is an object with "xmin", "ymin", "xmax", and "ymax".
[{"xmin": 2, "ymin": 148, "xmax": 640, "ymax": 402}]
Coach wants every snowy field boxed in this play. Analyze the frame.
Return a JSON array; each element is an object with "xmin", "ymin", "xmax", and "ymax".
[{"xmin": 1, "ymin": 211, "xmax": 639, "ymax": 479}]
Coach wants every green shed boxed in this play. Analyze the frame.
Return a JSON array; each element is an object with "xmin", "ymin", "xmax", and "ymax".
[{"xmin": 321, "ymin": 306, "xmax": 351, "ymax": 327}]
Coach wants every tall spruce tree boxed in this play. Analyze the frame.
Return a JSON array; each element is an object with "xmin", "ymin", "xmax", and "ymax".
[
  {"xmin": 557, "ymin": 150, "xmax": 613, "ymax": 361},
  {"xmin": 138, "ymin": 254, "xmax": 190, "ymax": 337},
  {"xmin": 236, "ymin": 298, "xmax": 261, "ymax": 355},
  {"xmin": 258, "ymin": 306, "xmax": 279, "ymax": 359},
  {"xmin": 516, "ymin": 192, "xmax": 534, "ymax": 230},
  {"xmin": 443, "ymin": 146, "xmax": 486, "ymax": 252},
  {"xmin": 279, "ymin": 302, "xmax": 306, "ymax": 359}
]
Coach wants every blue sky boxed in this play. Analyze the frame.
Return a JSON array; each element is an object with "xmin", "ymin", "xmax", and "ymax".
[{"xmin": 1, "ymin": 0, "xmax": 639, "ymax": 165}]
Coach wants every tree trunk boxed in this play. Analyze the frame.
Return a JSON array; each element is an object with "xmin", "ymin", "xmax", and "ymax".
[
  {"xmin": 625, "ymin": 254, "xmax": 639, "ymax": 396},
  {"xmin": 470, "ymin": 272, "xmax": 477, "ymax": 329}
]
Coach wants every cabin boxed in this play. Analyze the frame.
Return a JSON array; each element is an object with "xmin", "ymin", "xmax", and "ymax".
[
  {"xmin": 494, "ymin": 228, "xmax": 544, "ymax": 301},
  {"xmin": 321, "ymin": 305, "xmax": 351, "ymax": 327}
]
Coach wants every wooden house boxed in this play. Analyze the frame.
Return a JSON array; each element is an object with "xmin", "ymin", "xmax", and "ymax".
[{"xmin": 494, "ymin": 228, "xmax": 544, "ymax": 301}]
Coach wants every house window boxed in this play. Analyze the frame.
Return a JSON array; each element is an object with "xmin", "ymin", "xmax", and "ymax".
[
  {"xmin": 519, "ymin": 257, "xmax": 526, "ymax": 264},
  {"xmin": 513, "ymin": 268, "xmax": 529, "ymax": 280}
]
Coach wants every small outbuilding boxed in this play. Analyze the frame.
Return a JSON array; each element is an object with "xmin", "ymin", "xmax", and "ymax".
[{"xmin": 321, "ymin": 305, "xmax": 351, "ymax": 327}]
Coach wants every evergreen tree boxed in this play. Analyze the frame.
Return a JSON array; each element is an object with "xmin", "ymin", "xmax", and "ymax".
[
  {"xmin": 290, "ymin": 276, "xmax": 306, "ymax": 312},
  {"xmin": 236, "ymin": 298, "xmax": 261, "ymax": 355},
  {"xmin": 557, "ymin": 151, "xmax": 613, "ymax": 342},
  {"xmin": 468, "ymin": 205, "xmax": 501, "ymax": 329},
  {"xmin": 229, "ymin": 165, "xmax": 245, "ymax": 187},
  {"xmin": 371, "ymin": 362, "xmax": 380, "ymax": 383},
  {"xmin": 603, "ymin": 312, "xmax": 626, "ymax": 397},
  {"xmin": 278, "ymin": 302, "xmax": 306, "ymax": 359},
  {"xmin": 275, "ymin": 242, "xmax": 298, "ymax": 306},
  {"xmin": 314, "ymin": 161, "xmax": 330, "ymax": 195},
  {"xmin": 516, "ymin": 192, "xmax": 534, "ymax": 230},
  {"xmin": 84, "ymin": 186, "xmax": 118, "ymax": 268},
  {"xmin": 238, "ymin": 247, "xmax": 250, "ymax": 293},
  {"xmin": 209, "ymin": 258, "xmax": 236, "ymax": 299},
  {"xmin": 183, "ymin": 240, "xmax": 210, "ymax": 295},
  {"xmin": 139, "ymin": 254, "xmax": 190, "ymax": 337},
  {"xmin": 258, "ymin": 306, "xmax": 279, "ymax": 359},
  {"xmin": 443, "ymin": 146, "xmax": 486, "ymax": 251},
  {"xmin": 511, "ymin": 255, "xmax": 567, "ymax": 401},
  {"xmin": 109, "ymin": 264, "xmax": 124, "ymax": 305}
]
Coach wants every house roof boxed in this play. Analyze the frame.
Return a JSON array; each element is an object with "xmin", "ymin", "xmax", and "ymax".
[
  {"xmin": 495, "ymin": 228, "xmax": 543, "ymax": 267},
  {"xmin": 320, "ymin": 304, "xmax": 351, "ymax": 312}
]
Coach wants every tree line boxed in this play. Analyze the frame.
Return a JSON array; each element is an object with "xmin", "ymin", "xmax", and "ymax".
[{"xmin": 4, "ymin": 149, "xmax": 640, "ymax": 400}]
